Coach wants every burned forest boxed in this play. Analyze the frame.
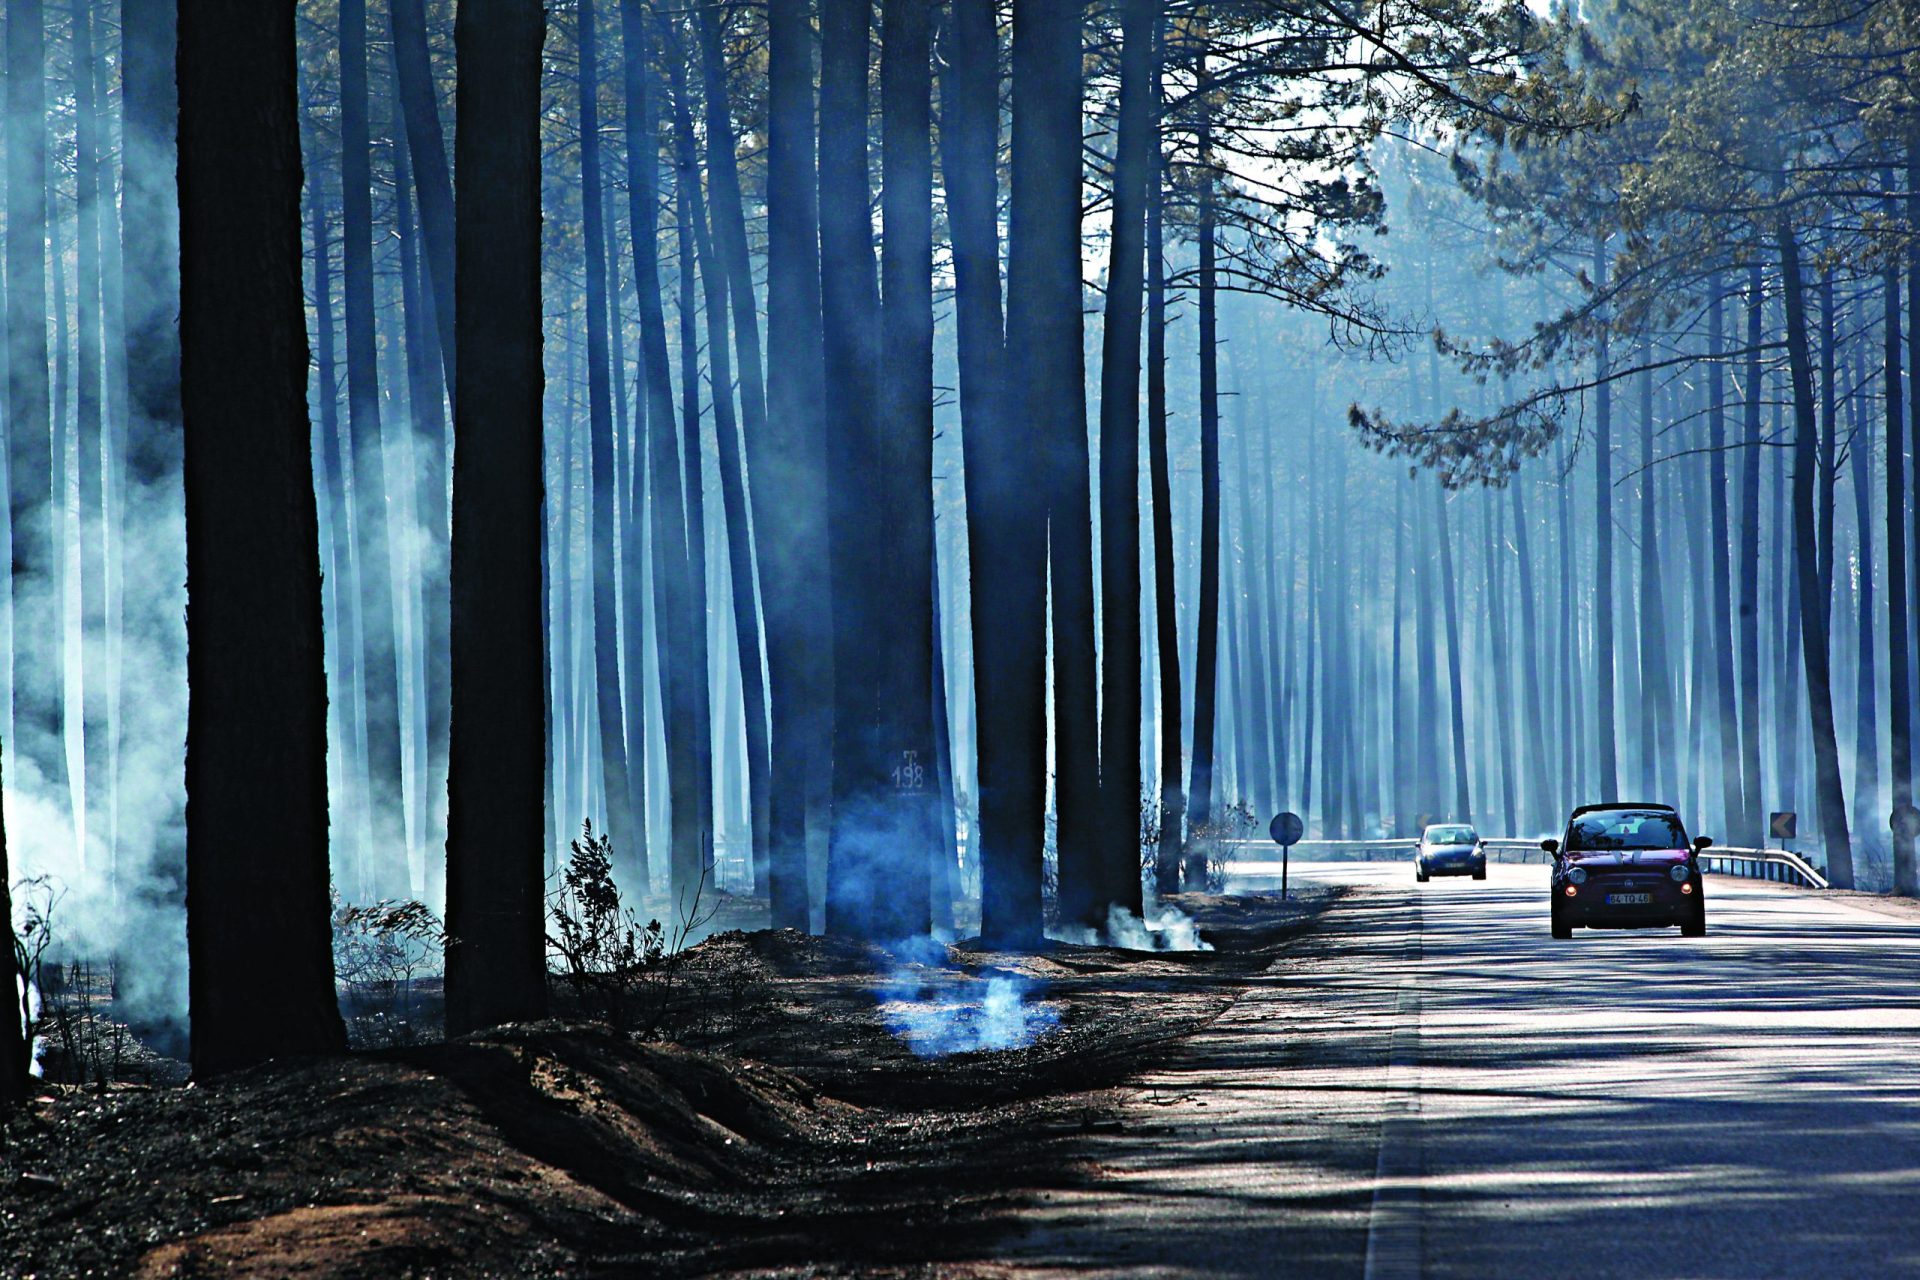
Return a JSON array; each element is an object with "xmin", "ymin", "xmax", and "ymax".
[{"xmin": 6, "ymin": 1, "xmax": 1920, "ymax": 1276}]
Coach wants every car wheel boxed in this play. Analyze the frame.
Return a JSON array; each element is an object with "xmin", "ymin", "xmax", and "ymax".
[
  {"xmin": 1551, "ymin": 905, "xmax": 1572, "ymax": 940},
  {"xmin": 1681, "ymin": 902, "xmax": 1706, "ymax": 937},
  {"xmin": 1416, "ymin": 868, "xmax": 1429, "ymax": 883},
  {"xmin": 1472, "ymin": 866, "xmax": 1486, "ymax": 881}
]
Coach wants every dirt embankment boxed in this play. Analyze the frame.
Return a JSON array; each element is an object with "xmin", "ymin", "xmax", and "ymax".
[{"xmin": 0, "ymin": 889, "xmax": 1335, "ymax": 1279}]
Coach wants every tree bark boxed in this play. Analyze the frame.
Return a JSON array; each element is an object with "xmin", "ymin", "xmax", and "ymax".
[
  {"xmin": 1884, "ymin": 239, "xmax": 1917, "ymax": 893},
  {"xmin": 1185, "ymin": 42, "xmax": 1221, "ymax": 881},
  {"xmin": 1775, "ymin": 222, "xmax": 1853, "ymax": 886},
  {"xmin": 388, "ymin": 0, "xmax": 456, "ymax": 392},
  {"xmin": 1707, "ymin": 282, "xmax": 1745, "ymax": 841},
  {"xmin": 692, "ymin": 0, "xmax": 772, "ymax": 889},
  {"xmin": 1034, "ymin": 4, "xmax": 1099, "ymax": 928},
  {"xmin": 1143, "ymin": 12, "xmax": 1181, "ymax": 895},
  {"xmin": 180, "ymin": 0, "xmax": 346, "ymax": 1074},
  {"xmin": 576, "ymin": 0, "xmax": 640, "ymax": 878},
  {"xmin": 621, "ymin": 0, "xmax": 703, "ymax": 912},
  {"xmin": 1096, "ymin": 0, "xmax": 1157, "ymax": 919},
  {"xmin": 1434, "ymin": 484, "xmax": 1472, "ymax": 823},
  {"xmin": 762, "ymin": 0, "xmax": 833, "ymax": 929},
  {"xmin": 1592, "ymin": 238, "xmax": 1619, "ymax": 801},
  {"xmin": 871, "ymin": 0, "xmax": 937, "ymax": 936},
  {"xmin": 950, "ymin": 0, "xmax": 1045, "ymax": 944},
  {"xmin": 339, "ymin": 0, "xmax": 410, "ymax": 893},
  {"xmin": 1638, "ymin": 342, "xmax": 1675, "ymax": 800},
  {"xmin": 817, "ymin": 0, "xmax": 887, "ymax": 936},
  {"xmin": 444, "ymin": 0, "xmax": 550, "ymax": 1033},
  {"xmin": 1735, "ymin": 265, "xmax": 1765, "ymax": 847}
]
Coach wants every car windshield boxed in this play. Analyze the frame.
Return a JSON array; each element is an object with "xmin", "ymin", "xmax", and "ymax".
[
  {"xmin": 1567, "ymin": 812, "xmax": 1688, "ymax": 851},
  {"xmin": 1426, "ymin": 826, "xmax": 1476, "ymax": 845}
]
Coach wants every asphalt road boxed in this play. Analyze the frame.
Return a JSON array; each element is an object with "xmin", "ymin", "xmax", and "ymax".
[{"xmin": 992, "ymin": 861, "xmax": 1920, "ymax": 1278}]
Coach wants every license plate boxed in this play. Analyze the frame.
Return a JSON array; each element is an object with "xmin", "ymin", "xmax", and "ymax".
[{"xmin": 1607, "ymin": 892, "xmax": 1652, "ymax": 905}]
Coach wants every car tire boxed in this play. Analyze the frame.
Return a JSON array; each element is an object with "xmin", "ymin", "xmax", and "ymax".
[
  {"xmin": 1551, "ymin": 908, "xmax": 1572, "ymax": 939},
  {"xmin": 1472, "ymin": 866, "xmax": 1486, "ymax": 881},
  {"xmin": 1681, "ymin": 902, "xmax": 1706, "ymax": 937},
  {"xmin": 1416, "ymin": 869, "xmax": 1429, "ymax": 883}
]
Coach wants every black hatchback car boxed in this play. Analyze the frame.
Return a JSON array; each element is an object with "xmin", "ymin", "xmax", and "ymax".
[{"xmin": 1542, "ymin": 803, "xmax": 1710, "ymax": 939}]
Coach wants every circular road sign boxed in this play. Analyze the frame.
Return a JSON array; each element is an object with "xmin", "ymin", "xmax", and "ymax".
[
  {"xmin": 1893, "ymin": 804, "xmax": 1920, "ymax": 841},
  {"xmin": 1270, "ymin": 811, "xmax": 1304, "ymax": 848}
]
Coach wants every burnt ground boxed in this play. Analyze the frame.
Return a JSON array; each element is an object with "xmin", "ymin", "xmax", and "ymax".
[{"xmin": 0, "ymin": 888, "xmax": 1338, "ymax": 1279}]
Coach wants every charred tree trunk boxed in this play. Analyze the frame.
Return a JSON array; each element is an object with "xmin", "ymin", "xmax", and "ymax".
[
  {"xmin": 621, "ymin": 0, "xmax": 702, "ymax": 912},
  {"xmin": 1096, "ymin": 0, "xmax": 1157, "ymax": 919},
  {"xmin": 954, "ymin": 0, "xmax": 1044, "ymax": 943},
  {"xmin": 818, "ymin": 0, "xmax": 888, "ymax": 936},
  {"xmin": 389, "ymin": 0, "xmax": 456, "ymax": 390},
  {"xmin": 1638, "ymin": 344, "xmax": 1675, "ymax": 800},
  {"xmin": 340, "ymin": 0, "xmax": 409, "ymax": 892},
  {"xmin": 445, "ymin": 0, "xmax": 550, "ymax": 1034},
  {"xmin": 1707, "ymin": 282, "xmax": 1745, "ymax": 840},
  {"xmin": 1144, "ymin": 14, "xmax": 1182, "ymax": 895},
  {"xmin": 871, "ymin": 0, "xmax": 937, "ymax": 936},
  {"xmin": 762, "ymin": 0, "xmax": 833, "ymax": 928},
  {"xmin": 693, "ymin": 0, "xmax": 772, "ymax": 890},
  {"xmin": 180, "ymin": 0, "xmax": 346, "ymax": 1073},
  {"xmin": 667, "ymin": 38, "xmax": 715, "ymax": 889},
  {"xmin": 577, "ymin": 0, "xmax": 640, "ymax": 874},
  {"xmin": 1775, "ymin": 223, "xmax": 1853, "ymax": 886},
  {"xmin": 1185, "ymin": 44, "xmax": 1221, "ymax": 881},
  {"xmin": 1035, "ymin": 2, "xmax": 1099, "ymax": 926},
  {"xmin": 389, "ymin": 0, "xmax": 454, "ymax": 874}
]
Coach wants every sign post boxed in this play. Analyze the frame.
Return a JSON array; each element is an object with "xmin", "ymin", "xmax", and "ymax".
[
  {"xmin": 1769, "ymin": 811, "xmax": 1798, "ymax": 843},
  {"xmin": 1270, "ymin": 811, "xmax": 1304, "ymax": 900}
]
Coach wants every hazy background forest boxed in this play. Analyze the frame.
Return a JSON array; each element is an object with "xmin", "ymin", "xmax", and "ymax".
[{"xmin": 3, "ymin": 0, "xmax": 1918, "ymax": 1073}]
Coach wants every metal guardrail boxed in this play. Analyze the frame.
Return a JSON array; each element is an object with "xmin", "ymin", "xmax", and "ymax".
[
  {"xmin": 1219, "ymin": 837, "xmax": 1830, "ymax": 889},
  {"xmin": 1695, "ymin": 846, "xmax": 1830, "ymax": 889}
]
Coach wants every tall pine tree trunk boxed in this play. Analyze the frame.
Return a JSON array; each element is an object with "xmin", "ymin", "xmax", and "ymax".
[
  {"xmin": 1736, "ymin": 265, "xmax": 1765, "ymax": 848},
  {"xmin": 387, "ymin": 0, "xmax": 454, "ymax": 885},
  {"xmin": 1883, "ymin": 226, "xmax": 1917, "ymax": 894},
  {"xmin": 762, "ymin": 0, "xmax": 833, "ymax": 928},
  {"xmin": 180, "ymin": 0, "xmax": 345, "ymax": 1074},
  {"xmin": 1775, "ymin": 222, "xmax": 1853, "ymax": 886},
  {"xmin": 818, "ymin": 0, "xmax": 887, "ymax": 936},
  {"xmin": 1707, "ymin": 282, "xmax": 1745, "ymax": 840},
  {"xmin": 1144, "ymin": 16, "xmax": 1182, "ymax": 894},
  {"xmin": 952, "ymin": 0, "xmax": 1045, "ymax": 943},
  {"xmin": 340, "ymin": 0, "xmax": 409, "ymax": 892},
  {"xmin": 1434, "ymin": 484, "xmax": 1472, "ymax": 823},
  {"xmin": 692, "ymin": 0, "xmax": 772, "ymax": 890},
  {"xmin": 1096, "ymin": 0, "xmax": 1156, "ymax": 919},
  {"xmin": 577, "ymin": 0, "xmax": 639, "ymax": 875},
  {"xmin": 445, "ymin": 0, "xmax": 549, "ymax": 1035},
  {"xmin": 1185, "ymin": 43, "xmax": 1221, "ymax": 880},
  {"xmin": 621, "ymin": 0, "xmax": 702, "ymax": 912},
  {"xmin": 1593, "ymin": 238, "xmax": 1619, "ymax": 800}
]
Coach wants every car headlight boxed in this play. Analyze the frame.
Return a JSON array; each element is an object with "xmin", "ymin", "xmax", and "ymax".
[
  {"xmin": 1670, "ymin": 863, "xmax": 1690, "ymax": 882},
  {"xmin": 1567, "ymin": 866, "xmax": 1588, "ymax": 885}
]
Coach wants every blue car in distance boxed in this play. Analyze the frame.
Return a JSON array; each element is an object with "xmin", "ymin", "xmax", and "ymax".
[{"xmin": 1416, "ymin": 823, "xmax": 1485, "ymax": 882}]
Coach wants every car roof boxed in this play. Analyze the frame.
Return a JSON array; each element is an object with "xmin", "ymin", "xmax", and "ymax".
[{"xmin": 1569, "ymin": 802, "xmax": 1677, "ymax": 819}]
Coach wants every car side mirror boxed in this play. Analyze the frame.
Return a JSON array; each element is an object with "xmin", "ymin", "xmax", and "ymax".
[
  {"xmin": 1692, "ymin": 836, "xmax": 1713, "ymax": 852},
  {"xmin": 1540, "ymin": 838, "xmax": 1559, "ymax": 855}
]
